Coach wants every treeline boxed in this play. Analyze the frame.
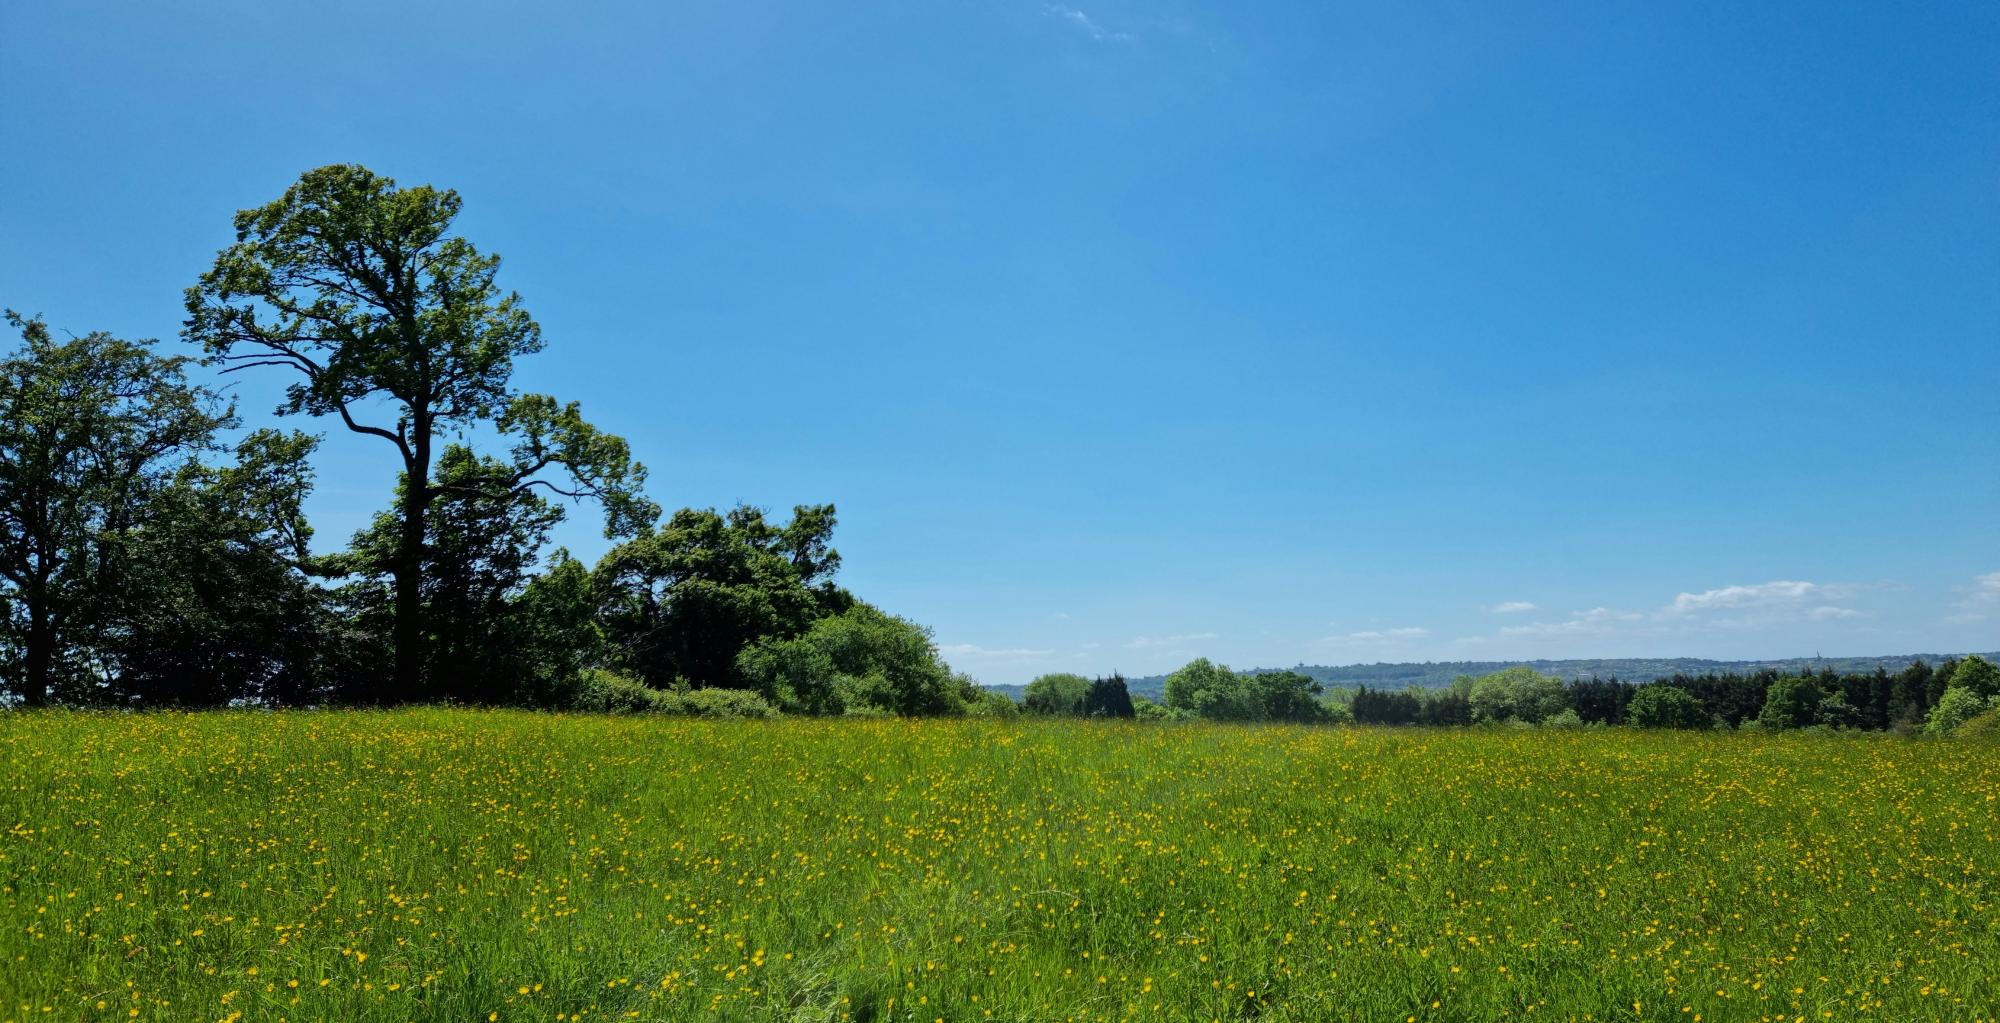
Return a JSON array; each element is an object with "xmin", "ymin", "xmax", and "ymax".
[
  {"xmin": 1, "ymin": 165, "xmax": 992, "ymax": 717},
  {"xmin": 1016, "ymin": 657, "xmax": 2000, "ymax": 737}
]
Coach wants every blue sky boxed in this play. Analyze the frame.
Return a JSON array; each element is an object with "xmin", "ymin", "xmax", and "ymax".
[{"xmin": 4, "ymin": 1, "xmax": 1996, "ymax": 682}]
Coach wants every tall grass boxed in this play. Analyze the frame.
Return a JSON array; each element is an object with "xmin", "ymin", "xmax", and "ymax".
[{"xmin": 2, "ymin": 710, "xmax": 1995, "ymax": 1021}]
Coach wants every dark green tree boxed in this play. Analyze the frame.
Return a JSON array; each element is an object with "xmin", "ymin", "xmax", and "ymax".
[
  {"xmin": 0, "ymin": 311, "xmax": 232, "ymax": 705},
  {"xmin": 1083, "ymin": 673, "xmax": 1136, "ymax": 718},
  {"xmin": 184, "ymin": 165, "xmax": 651, "ymax": 702},
  {"xmin": 736, "ymin": 603, "xmax": 969, "ymax": 715},
  {"xmin": 1245, "ymin": 669, "xmax": 1326, "ymax": 722},
  {"xmin": 596, "ymin": 504, "xmax": 851, "ymax": 690},
  {"xmin": 332, "ymin": 445, "xmax": 567, "ymax": 703},
  {"xmin": 102, "ymin": 430, "xmax": 326, "ymax": 706}
]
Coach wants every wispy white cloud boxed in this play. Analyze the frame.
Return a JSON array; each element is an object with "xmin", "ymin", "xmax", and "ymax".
[
  {"xmin": 1946, "ymin": 570, "xmax": 2000, "ymax": 623},
  {"xmin": 1316, "ymin": 627, "xmax": 1429, "ymax": 646},
  {"xmin": 939, "ymin": 643, "xmax": 1054, "ymax": 662},
  {"xmin": 1974, "ymin": 571, "xmax": 2000, "ymax": 601},
  {"xmin": 1667, "ymin": 580, "xmax": 1841, "ymax": 614},
  {"xmin": 1126, "ymin": 632, "xmax": 1217, "ymax": 650},
  {"xmin": 1486, "ymin": 601, "xmax": 1537, "ymax": 614},
  {"xmin": 1042, "ymin": 3, "xmax": 1134, "ymax": 43},
  {"xmin": 1806, "ymin": 606, "xmax": 1864, "ymax": 620},
  {"xmin": 1496, "ymin": 607, "xmax": 1643, "ymax": 638}
]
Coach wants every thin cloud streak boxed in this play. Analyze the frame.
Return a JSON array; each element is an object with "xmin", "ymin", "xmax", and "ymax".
[{"xmin": 1041, "ymin": 3, "xmax": 1134, "ymax": 43}]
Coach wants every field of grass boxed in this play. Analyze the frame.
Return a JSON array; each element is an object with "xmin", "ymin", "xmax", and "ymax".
[{"xmin": 2, "ymin": 711, "xmax": 1996, "ymax": 1022}]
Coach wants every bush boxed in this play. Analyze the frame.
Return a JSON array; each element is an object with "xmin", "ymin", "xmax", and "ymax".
[
  {"xmin": 1925, "ymin": 685, "xmax": 1996, "ymax": 736},
  {"xmin": 557, "ymin": 670, "xmax": 779, "ymax": 718},
  {"xmin": 1543, "ymin": 708, "xmax": 1586, "ymax": 729},
  {"xmin": 1023, "ymin": 673, "xmax": 1090, "ymax": 716},
  {"xmin": 566, "ymin": 669, "xmax": 675, "ymax": 714},
  {"xmin": 1947, "ymin": 655, "xmax": 1999, "ymax": 700},
  {"xmin": 1756, "ymin": 676, "xmax": 1824, "ymax": 731},
  {"xmin": 1133, "ymin": 696, "xmax": 1191, "ymax": 722},
  {"xmin": 1816, "ymin": 694, "xmax": 1860, "ymax": 729},
  {"xmin": 1318, "ymin": 698, "xmax": 1355, "ymax": 725},
  {"xmin": 1163, "ymin": 659, "xmax": 1243, "ymax": 717},
  {"xmin": 1161, "ymin": 660, "xmax": 1328, "ymax": 723},
  {"xmin": 736, "ymin": 604, "xmax": 965, "ymax": 716},
  {"xmin": 663, "ymin": 687, "xmax": 778, "ymax": 719},
  {"xmin": 1468, "ymin": 667, "xmax": 1567, "ymax": 725},
  {"xmin": 966, "ymin": 689, "xmax": 1020, "ymax": 718},
  {"xmin": 1955, "ymin": 706, "xmax": 2000, "ymax": 738},
  {"xmin": 1628, "ymin": 686, "xmax": 1709, "ymax": 729}
]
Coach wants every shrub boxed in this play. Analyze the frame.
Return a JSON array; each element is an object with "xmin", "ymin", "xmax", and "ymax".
[
  {"xmin": 1318, "ymin": 699, "xmax": 1355, "ymax": 725},
  {"xmin": 1543, "ymin": 708, "xmax": 1586, "ymax": 729},
  {"xmin": 664, "ymin": 687, "xmax": 778, "ymax": 719},
  {"xmin": 1163, "ymin": 659, "xmax": 1241, "ymax": 716},
  {"xmin": 1925, "ymin": 685, "xmax": 1997, "ymax": 736},
  {"xmin": 1023, "ymin": 674, "xmax": 1091, "ymax": 716},
  {"xmin": 966, "ymin": 689, "xmax": 1020, "ymax": 719},
  {"xmin": 1956, "ymin": 706, "xmax": 2000, "ymax": 738},
  {"xmin": 1815, "ymin": 695, "xmax": 1860, "ymax": 729},
  {"xmin": 736, "ymin": 604, "xmax": 965, "ymax": 716},
  {"xmin": 1628, "ymin": 686, "xmax": 1709, "ymax": 729},
  {"xmin": 1246, "ymin": 670, "xmax": 1327, "ymax": 723},
  {"xmin": 1468, "ymin": 667, "xmax": 1567, "ymax": 724},
  {"xmin": 566, "ymin": 669, "xmax": 675, "ymax": 714},
  {"xmin": 1757, "ymin": 676, "xmax": 1824, "ymax": 731},
  {"xmin": 1083, "ymin": 674, "xmax": 1136, "ymax": 718},
  {"xmin": 1947, "ymin": 655, "xmax": 1999, "ymax": 700}
]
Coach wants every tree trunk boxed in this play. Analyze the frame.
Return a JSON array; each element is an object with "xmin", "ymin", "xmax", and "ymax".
[
  {"xmin": 388, "ymin": 431, "xmax": 432, "ymax": 704},
  {"xmin": 21, "ymin": 604, "xmax": 51, "ymax": 707}
]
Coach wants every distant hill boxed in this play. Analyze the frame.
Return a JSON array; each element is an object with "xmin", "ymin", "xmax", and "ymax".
[{"xmin": 984, "ymin": 652, "xmax": 2000, "ymax": 702}]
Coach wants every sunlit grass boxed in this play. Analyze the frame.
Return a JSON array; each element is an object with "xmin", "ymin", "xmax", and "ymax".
[{"xmin": 2, "ymin": 710, "xmax": 1995, "ymax": 1021}]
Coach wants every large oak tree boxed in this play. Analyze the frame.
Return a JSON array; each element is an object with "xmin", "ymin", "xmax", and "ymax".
[{"xmin": 185, "ymin": 165, "xmax": 655, "ymax": 701}]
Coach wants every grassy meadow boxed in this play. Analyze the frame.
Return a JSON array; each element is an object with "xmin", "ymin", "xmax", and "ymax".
[{"xmin": 2, "ymin": 711, "xmax": 1996, "ymax": 1022}]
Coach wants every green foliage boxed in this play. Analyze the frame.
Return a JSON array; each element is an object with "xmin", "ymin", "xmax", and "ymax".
[
  {"xmin": 331, "ymin": 445, "xmax": 568, "ymax": 704},
  {"xmin": 1815, "ymin": 694, "xmax": 1860, "ymax": 729},
  {"xmin": 184, "ymin": 164, "xmax": 652, "ymax": 699},
  {"xmin": 1955, "ymin": 706, "xmax": 2000, "ymax": 739},
  {"xmin": 0, "ymin": 311, "xmax": 278, "ymax": 706},
  {"xmin": 101, "ymin": 430, "xmax": 328, "ymax": 707},
  {"xmin": 1158, "ymin": 660, "xmax": 1327, "ymax": 723},
  {"xmin": 557, "ymin": 669, "xmax": 778, "ymax": 718},
  {"xmin": 1083, "ymin": 674, "xmax": 1136, "ymax": 718},
  {"xmin": 735, "ymin": 603, "xmax": 964, "ymax": 716},
  {"xmin": 1757, "ymin": 676, "xmax": 1826, "ymax": 731},
  {"xmin": 564, "ymin": 668, "xmax": 676, "ymax": 714},
  {"xmin": 1543, "ymin": 708, "xmax": 1586, "ymax": 729},
  {"xmin": 966, "ymin": 689, "xmax": 1021, "ymax": 719},
  {"xmin": 1023, "ymin": 673, "xmax": 1091, "ymax": 716},
  {"xmin": 507, "ymin": 554, "xmax": 604, "ymax": 707},
  {"xmin": 598, "ymin": 505, "xmax": 851, "ymax": 692},
  {"xmin": 1947, "ymin": 655, "xmax": 1999, "ymax": 700},
  {"xmin": 1162, "ymin": 658, "xmax": 1234, "ymax": 714},
  {"xmin": 1626, "ymin": 685, "xmax": 1709, "ymax": 730},
  {"xmin": 666, "ymin": 687, "xmax": 779, "ymax": 719},
  {"xmin": 1246, "ymin": 670, "xmax": 1327, "ymax": 723},
  {"xmin": 1926, "ymin": 685, "xmax": 1997, "ymax": 736},
  {"xmin": 1467, "ymin": 667, "xmax": 1565, "ymax": 724}
]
